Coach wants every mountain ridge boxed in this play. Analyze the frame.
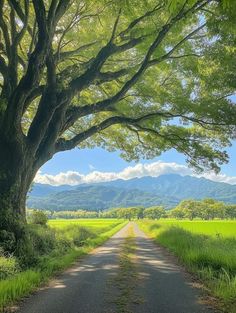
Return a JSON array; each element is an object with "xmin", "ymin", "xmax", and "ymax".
[{"xmin": 27, "ymin": 174, "xmax": 236, "ymax": 211}]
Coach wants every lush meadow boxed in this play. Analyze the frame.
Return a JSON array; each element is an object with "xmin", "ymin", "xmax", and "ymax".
[
  {"xmin": 49, "ymin": 218, "xmax": 122, "ymax": 232},
  {"xmin": 138, "ymin": 219, "xmax": 236, "ymax": 313},
  {"xmin": 0, "ymin": 219, "xmax": 126, "ymax": 311}
]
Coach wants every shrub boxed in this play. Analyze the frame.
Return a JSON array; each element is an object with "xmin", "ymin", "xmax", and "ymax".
[
  {"xmin": 0, "ymin": 248, "xmax": 19, "ymax": 280},
  {"xmin": 16, "ymin": 225, "xmax": 56, "ymax": 268},
  {"xmin": 0, "ymin": 230, "xmax": 16, "ymax": 253},
  {"xmin": 73, "ymin": 227, "xmax": 94, "ymax": 246},
  {"xmin": 29, "ymin": 210, "xmax": 48, "ymax": 226},
  {"xmin": 29, "ymin": 225, "xmax": 56, "ymax": 255},
  {"xmin": 55, "ymin": 225, "xmax": 95, "ymax": 247}
]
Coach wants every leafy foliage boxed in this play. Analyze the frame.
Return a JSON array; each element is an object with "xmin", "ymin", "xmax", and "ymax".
[
  {"xmin": 170, "ymin": 198, "xmax": 236, "ymax": 219},
  {"xmin": 0, "ymin": 248, "xmax": 19, "ymax": 280},
  {"xmin": 0, "ymin": 0, "xmax": 235, "ymax": 178},
  {"xmin": 28, "ymin": 209, "xmax": 48, "ymax": 225},
  {"xmin": 144, "ymin": 206, "xmax": 166, "ymax": 219}
]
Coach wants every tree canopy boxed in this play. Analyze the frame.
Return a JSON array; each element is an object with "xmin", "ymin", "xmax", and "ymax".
[
  {"xmin": 1, "ymin": 0, "xmax": 236, "ymax": 261},
  {"xmin": 0, "ymin": 0, "xmax": 235, "ymax": 176},
  {"xmin": 170, "ymin": 198, "xmax": 236, "ymax": 219}
]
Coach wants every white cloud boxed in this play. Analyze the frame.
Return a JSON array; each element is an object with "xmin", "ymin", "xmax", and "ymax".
[
  {"xmin": 35, "ymin": 170, "xmax": 84, "ymax": 186},
  {"xmin": 88, "ymin": 164, "xmax": 95, "ymax": 170},
  {"xmin": 34, "ymin": 161, "xmax": 236, "ymax": 186},
  {"xmin": 200, "ymin": 172, "xmax": 236, "ymax": 185},
  {"xmin": 117, "ymin": 162, "xmax": 191, "ymax": 180}
]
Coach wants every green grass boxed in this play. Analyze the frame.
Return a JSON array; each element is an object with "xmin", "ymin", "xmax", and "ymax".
[
  {"xmin": 112, "ymin": 225, "xmax": 140, "ymax": 313},
  {"xmin": 139, "ymin": 219, "xmax": 236, "ymax": 238},
  {"xmin": 49, "ymin": 218, "xmax": 123, "ymax": 233},
  {"xmin": 0, "ymin": 219, "xmax": 127, "ymax": 312},
  {"xmin": 138, "ymin": 219, "xmax": 236, "ymax": 313}
]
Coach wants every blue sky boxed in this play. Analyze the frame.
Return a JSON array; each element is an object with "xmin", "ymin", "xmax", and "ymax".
[
  {"xmin": 37, "ymin": 95, "xmax": 236, "ymax": 185},
  {"xmin": 38, "ymin": 96, "xmax": 236, "ymax": 186},
  {"xmin": 39, "ymin": 140, "xmax": 236, "ymax": 179}
]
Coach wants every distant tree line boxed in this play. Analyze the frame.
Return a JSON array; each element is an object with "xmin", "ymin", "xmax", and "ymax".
[
  {"xmin": 100, "ymin": 199, "xmax": 236, "ymax": 220},
  {"xmin": 27, "ymin": 198, "xmax": 236, "ymax": 221},
  {"xmin": 170, "ymin": 199, "xmax": 236, "ymax": 220},
  {"xmin": 27, "ymin": 209, "xmax": 99, "ymax": 220},
  {"xmin": 100, "ymin": 206, "xmax": 166, "ymax": 220}
]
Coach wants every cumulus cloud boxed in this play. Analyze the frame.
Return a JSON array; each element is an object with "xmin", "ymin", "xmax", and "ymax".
[
  {"xmin": 35, "ymin": 171, "xmax": 84, "ymax": 185},
  {"xmin": 200, "ymin": 173, "xmax": 236, "ymax": 185},
  {"xmin": 34, "ymin": 161, "xmax": 236, "ymax": 186}
]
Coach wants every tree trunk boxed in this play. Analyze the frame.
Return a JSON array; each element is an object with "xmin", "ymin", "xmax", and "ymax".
[{"xmin": 0, "ymin": 136, "xmax": 36, "ymax": 252}]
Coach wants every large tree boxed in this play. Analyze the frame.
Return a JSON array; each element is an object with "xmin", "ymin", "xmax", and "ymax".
[{"xmin": 0, "ymin": 0, "xmax": 235, "ymax": 237}]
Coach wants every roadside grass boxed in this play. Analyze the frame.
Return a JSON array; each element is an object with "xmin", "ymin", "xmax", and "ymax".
[
  {"xmin": 0, "ymin": 219, "xmax": 127, "ymax": 312},
  {"xmin": 112, "ymin": 224, "xmax": 141, "ymax": 313},
  {"xmin": 138, "ymin": 220, "xmax": 236, "ymax": 313}
]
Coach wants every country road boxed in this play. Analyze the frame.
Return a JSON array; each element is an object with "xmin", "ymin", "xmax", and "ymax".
[{"xmin": 16, "ymin": 222, "xmax": 215, "ymax": 313}]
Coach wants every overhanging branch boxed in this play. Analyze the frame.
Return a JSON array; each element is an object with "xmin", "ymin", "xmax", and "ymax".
[{"xmin": 62, "ymin": 2, "xmax": 209, "ymax": 132}]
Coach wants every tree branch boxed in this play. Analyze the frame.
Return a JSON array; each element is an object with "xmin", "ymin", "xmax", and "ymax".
[
  {"xmin": 23, "ymin": 85, "xmax": 45, "ymax": 114},
  {"xmin": 27, "ymin": 50, "xmax": 57, "ymax": 149},
  {"xmin": 2, "ymin": 0, "xmax": 50, "ymax": 135},
  {"xmin": 109, "ymin": 8, "xmax": 121, "ymax": 43},
  {"xmin": 62, "ymin": 13, "xmax": 209, "ymax": 132},
  {"xmin": 148, "ymin": 23, "xmax": 206, "ymax": 66},
  {"xmin": 8, "ymin": 0, "xmax": 33, "ymax": 36},
  {"xmin": 56, "ymin": 111, "xmax": 184, "ymax": 151},
  {"xmin": 0, "ymin": 55, "xmax": 7, "ymax": 78},
  {"xmin": 0, "ymin": 0, "xmax": 11, "ymax": 56},
  {"xmin": 55, "ymin": 41, "xmax": 98, "ymax": 63},
  {"xmin": 118, "ymin": 3, "xmax": 164, "ymax": 39},
  {"xmin": 54, "ymin": 0, "xmax": 71, "ymax": 24}
]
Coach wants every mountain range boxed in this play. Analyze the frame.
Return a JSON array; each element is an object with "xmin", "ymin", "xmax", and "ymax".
[{"xmin": 27, "ymin": 174, "xmax": 236, "ymax": 211}]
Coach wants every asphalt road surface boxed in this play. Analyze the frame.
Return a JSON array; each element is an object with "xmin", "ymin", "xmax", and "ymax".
[{"xmin": 16, "ymin": 222, "xmax": 215, "ymax": 313}]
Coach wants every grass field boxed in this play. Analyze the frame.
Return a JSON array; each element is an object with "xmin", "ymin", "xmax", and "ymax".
[
  {"xmin": 137, "ymin": 219, "xmax": 236, "ymax": 238},
  {"xmin": 138, "ymin": 219, "xmax": 236, "ymax": 313},
  {"xmin": 49, "ymin": 218, "xmax": 122, "ymax": 232},
  {"xmin": 0, "ymin": 219, "xmax": 126, "ymax": 312}
]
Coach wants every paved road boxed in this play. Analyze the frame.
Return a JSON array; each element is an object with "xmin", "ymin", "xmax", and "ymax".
[
  {"xmin": 16, "ymin": 224, "xmax": 130, "ymax": 313},
  {"xmin": 16, "ymin": 222, "xmax": 215, "ymax": 313}
]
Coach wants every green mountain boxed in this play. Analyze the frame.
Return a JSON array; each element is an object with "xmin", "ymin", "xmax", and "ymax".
[
  {"xmin": 28, "ymin": 185, "xmax": 171, "ymax": 211},
  {"xmin": 101, "ymin": 174, "xmax": 236, "ymax": 203},
  {"xmin": 28, "ymin": 174, "xmax": 236, "ymax": 211}
]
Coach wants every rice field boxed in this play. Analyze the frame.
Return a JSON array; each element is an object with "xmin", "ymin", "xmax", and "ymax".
[
  {"xmin": 138, "ymin": 219, "xmax": 236, "ymax": 313},
  {"xmin": 138, "ymin": 219, "xmax": 236, "ymax": 238},
  {"xmin": 49, "ymin": 218, "xmax": 123, "ymax": 233}
]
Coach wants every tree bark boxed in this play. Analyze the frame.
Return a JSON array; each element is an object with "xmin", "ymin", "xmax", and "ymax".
[{"xmin": 0, "ymin": 135, "xmax": 37, "ymax": 251}]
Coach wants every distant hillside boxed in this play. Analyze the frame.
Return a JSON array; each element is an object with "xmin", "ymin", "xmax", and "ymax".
[
  {"xmin": 100, "ymin": 174, "xmax": 236, "ymax": 203},
  {"xmin": 28, "ymin": 185, "xmax": 172, "ymax": 211},
  {"xmin": 28, "ymin": 174, "xmax": 236, "ymax": 211},
  {"xmin": 30, "ymin": 183, "xmax": 75, "ymax": 197}
]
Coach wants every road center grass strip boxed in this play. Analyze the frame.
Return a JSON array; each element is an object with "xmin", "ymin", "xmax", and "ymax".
[
  {"xmin": 0, "ymin": 220, "xmax": 127, "ymax": 312},
  {"xmin": 112, "ymin": 224, "xmax": 141, "ymax": 313},
  {"xmin": 138, "ymin": 220, "xmax": 236, "ymax": 313}
]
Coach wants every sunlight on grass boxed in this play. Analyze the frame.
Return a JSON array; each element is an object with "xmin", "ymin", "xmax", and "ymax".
[
  {"xmin": 138, "ymin": 220, "xmax": 236, "ymax": 313},
  {"xmin": 0, "ymin": 219, "xmax": 127, "ymax": 311}
]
